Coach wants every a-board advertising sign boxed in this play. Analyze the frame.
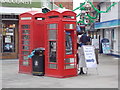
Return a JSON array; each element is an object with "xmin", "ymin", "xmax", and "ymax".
[
  {"xmin": 78, "ymin": 45, "xmax": 97, "ymax": 68},
  {"xmin": 101, "ymin": 38, "xmax": 111, "ymax": 54}
]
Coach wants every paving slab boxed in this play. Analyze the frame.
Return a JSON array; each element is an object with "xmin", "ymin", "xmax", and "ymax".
[{"xmin": 1, "ymin": 55, "xmax": 119, "ymax": 88}]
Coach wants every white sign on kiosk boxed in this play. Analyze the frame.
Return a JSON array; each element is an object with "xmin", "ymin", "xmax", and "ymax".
[{"xmin": 78, "ymin": 45, "xmax": 97, "ymax": 68}]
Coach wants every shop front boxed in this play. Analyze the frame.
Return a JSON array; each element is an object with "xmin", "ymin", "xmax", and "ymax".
[
  {"xmin": 0, "ymin": 15, "xmax": 19, "ymax": 59},
  {"xmin": 95, "ymin": 19, "xmax": 120, "ymax": 56}
]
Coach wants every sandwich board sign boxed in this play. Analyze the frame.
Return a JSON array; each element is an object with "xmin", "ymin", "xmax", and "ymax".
[
  {"xmin": 78, "ymin": 45, "xmax": 97, "ymax": 68},
  {"xmin": 102, "ymin": 43, "xmax": 111, "ymax": 54},
  {"xmin": 101, "ymin": 38, "xmax": 111, "ymax": 54}
]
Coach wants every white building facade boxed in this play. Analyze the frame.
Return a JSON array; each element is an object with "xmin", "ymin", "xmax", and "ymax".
[{"xmin": 95, "ymin": 2, "xmax": 120, "ymax": 57}]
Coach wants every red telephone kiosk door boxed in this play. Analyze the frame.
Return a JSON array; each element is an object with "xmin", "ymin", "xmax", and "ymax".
[
  {"xmin": 62, "ymin": 21, "xmax": 77, "ymax": 77},
  {"xmin": 45, "ymin": 21, "xmax": 61, "ymax": 77},
  {"xmin": 19, "ymin": 12, "xmax": 34, "ymax": 74},
  {"xmin": 62, "ymin": 10, "xmax": 77, "ymax": 77},
  {"xmin": 45, "ymin": 10, "xmax": 77, "ymax": 78},
  {"xmin": 45, "ymin": 21, "xmax": 77, "ymax": 78},
  {"xmin": 19, "ymin": 11, "xmax": 45, "ymax": 74}
]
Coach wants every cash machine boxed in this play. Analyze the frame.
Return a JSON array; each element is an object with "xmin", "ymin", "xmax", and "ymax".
[{"xmin": 45, "ymin": 10, "xmax": 77, "ymax": 78}]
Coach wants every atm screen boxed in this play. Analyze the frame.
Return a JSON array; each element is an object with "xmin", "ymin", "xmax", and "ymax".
[{"xmin": 65, "ymin": 32, "xmax": 73, "ymax": 55}]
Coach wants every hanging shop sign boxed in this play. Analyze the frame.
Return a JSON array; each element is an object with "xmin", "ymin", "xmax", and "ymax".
[{"xmin": 78, "ymin": 45, "xmax": 97, "ymax": 68}]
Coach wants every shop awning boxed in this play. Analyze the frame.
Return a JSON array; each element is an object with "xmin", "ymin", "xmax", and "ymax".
[{"xmin": 94, "ymin": 19, "xmax": 120, "ymax": 29}]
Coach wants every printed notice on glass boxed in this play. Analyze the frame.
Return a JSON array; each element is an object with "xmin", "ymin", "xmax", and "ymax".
[{"xmin": 5, "ymin": 36, "xmax": 11, "ymax": 43}]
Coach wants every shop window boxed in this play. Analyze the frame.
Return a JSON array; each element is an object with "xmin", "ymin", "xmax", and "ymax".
[
  {"xmin": 3, "ymin": 43, "xmax": 15, "ymax": 52},
  {"xmin": 111, "ymin": 29, "xmax": 114, "ymax": 39},
  {"xmin": 111, "ymin": 29, "xmax": 114, "ymax": 49},
  {"xmin": 2, "ymin": 23, "xmax": 15, "ymax": 52}
]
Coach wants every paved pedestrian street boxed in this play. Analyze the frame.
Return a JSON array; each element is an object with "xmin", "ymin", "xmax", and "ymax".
[{"xmin": 1, "ymin": 54, "xmax": 119, "ymax": 88}]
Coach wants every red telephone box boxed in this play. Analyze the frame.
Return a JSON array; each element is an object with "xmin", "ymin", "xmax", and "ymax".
[
  {"xmin": 19, "ymin": 11, "xmax": 46, "ymax": 74},
  {"xmin": 45, "ymin": 10, "xmax": 77, "ymax": 78}
]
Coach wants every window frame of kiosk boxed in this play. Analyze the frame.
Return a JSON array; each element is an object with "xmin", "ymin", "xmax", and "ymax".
[
  {"xmin": 64, "ymin": 22, "xmax": 76, "ymax": 70},
  {"xmin": 47, "ymin": 23, "xmax": 58, "ymax": 69}
]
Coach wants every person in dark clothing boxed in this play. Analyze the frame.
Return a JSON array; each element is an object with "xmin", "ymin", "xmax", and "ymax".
[
  {"xmin": 78, "ymin": 32, "xmax": 91, "ymax": 75},
  {"xmin": 87, "ymin": 34, "xmax": 91, "ymax": 45},
  {"xmin": 87, "ymin": 35, "xmax": 91, "ymax": 42},
  {"xmin": 79, "ymin": 32, "xmax": 91, "ymax": 46}
]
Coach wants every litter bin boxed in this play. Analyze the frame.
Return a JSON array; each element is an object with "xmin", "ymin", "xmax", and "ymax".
[{"xmin": 32, "ymin": 48, "xmax": 45, "ymax": 76}]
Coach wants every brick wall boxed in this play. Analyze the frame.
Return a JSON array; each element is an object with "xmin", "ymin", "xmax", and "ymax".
[{"xmin": 54, "ymin": 0, "xmax": 73, "ymax": 10}]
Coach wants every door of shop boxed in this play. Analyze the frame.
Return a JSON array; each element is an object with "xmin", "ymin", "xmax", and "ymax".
[{"xmin": 0, "ymin": 21, "xmax": 19, "ymax": 59}]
